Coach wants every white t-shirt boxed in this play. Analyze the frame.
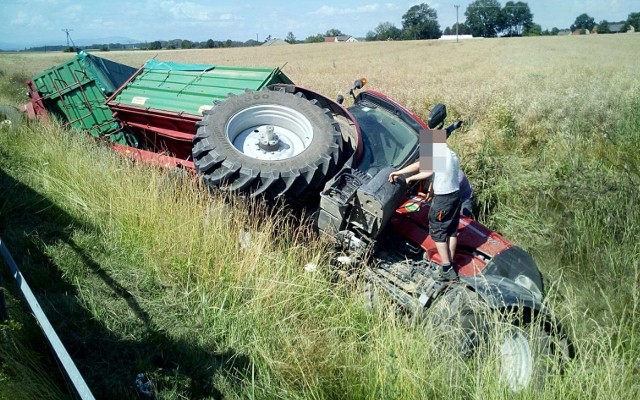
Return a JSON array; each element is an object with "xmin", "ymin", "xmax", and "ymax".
[{"xmin": 431, "ymin": 146, "xmax": 460, "ymax": 195}]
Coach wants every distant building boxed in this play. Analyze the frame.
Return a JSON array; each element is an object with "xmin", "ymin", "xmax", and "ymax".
[
  {"xmin": 438, "ymin": 35, "xmax": 476, "ymax": 40},
  {"xmin": 592, "ymin": 22, "xmax": 630, "ymax": 34},
  {"xmin": 324, "ymin": 36, "xmax": 358, "ymax": 42}
]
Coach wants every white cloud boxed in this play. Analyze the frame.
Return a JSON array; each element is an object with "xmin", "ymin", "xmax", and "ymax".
[
  {"xmin": 310, "ymin": 3, "xmax": 382, "ymax": 16},
  {"xmin": 159, "ymin": 1, "xmax": 211, "ymax": 21},
  {"xmin": 10, "ymin": 10, "xmax": 51, "ymax": 29}
]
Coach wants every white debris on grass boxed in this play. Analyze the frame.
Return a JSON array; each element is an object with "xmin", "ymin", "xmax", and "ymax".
[
  {"xmin": 337, "ymin": 255, "xmax": 352, "ymax": 265},
  {"xmin": 239, "ymin": 230, "xmax": 251, "ymax": 249},
  {"xmin": 304, "ymin": 263, "xmax": 317, "ymax": 272}
]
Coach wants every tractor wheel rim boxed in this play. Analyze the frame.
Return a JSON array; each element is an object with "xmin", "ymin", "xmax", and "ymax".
[
  {"xmin": 499, "ymin": 329, "xmax": 533, "ymax": 392},
  {"xmin": 226, "ymin": 104, "xmax": 314, "ymax": 161}
]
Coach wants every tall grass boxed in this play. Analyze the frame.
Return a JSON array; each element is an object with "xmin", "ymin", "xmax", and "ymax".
[{"xmin": 1, "ymin": 35, "xmax": 639, "ymax": 398}]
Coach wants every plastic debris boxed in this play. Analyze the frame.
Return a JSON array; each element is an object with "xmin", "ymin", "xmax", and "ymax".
[{"xmin": 304, "ymin": 263, "xmax": 317, "ymax": 272}]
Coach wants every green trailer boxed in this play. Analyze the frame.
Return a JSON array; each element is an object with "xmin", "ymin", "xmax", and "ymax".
[
  {"xmin": 104, "ymin": 59, "xmax": 294, "ymax": 161},
  {"xmin": 25, "ymin": 51, "xmax": 137, "ymax": 144}
]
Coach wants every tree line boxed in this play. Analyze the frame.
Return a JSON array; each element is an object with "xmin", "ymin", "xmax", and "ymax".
[
  {"xmin": 363, "ymin": 1, "xmax": 640, "ymax": 40},
  {"xmin": 9, "ymin": 2, "xmax": 640, "ymax": 52}
]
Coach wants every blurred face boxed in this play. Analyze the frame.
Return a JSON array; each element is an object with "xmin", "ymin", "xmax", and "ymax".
[{"xmin": 419, "ymin": 129, "xmax": 447, "ymax": 172}]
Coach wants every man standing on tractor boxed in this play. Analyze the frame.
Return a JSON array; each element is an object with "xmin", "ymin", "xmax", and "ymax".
[{"xmin": 388, "ymin": 129, "xmax": 461, "ymax": 280}]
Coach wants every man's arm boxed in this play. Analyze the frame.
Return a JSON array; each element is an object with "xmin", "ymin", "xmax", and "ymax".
[
  {"xmin": 388, "ymin": 161, "xmax": 420, "ymax": 182},
  {"xmin": 406, "ymin": 170, "xmax": 433, "ymax": 184}
]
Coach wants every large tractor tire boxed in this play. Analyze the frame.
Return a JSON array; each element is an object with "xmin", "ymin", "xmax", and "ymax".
[
  {"xmin": 427, "ymin": 286, "xmax": 572, "ymax": 392},
  {"xmin": 192, "ymin": 89, "xmax": 344, "ymax": 202}
]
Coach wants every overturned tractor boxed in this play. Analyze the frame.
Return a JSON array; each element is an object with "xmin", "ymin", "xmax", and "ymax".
[{"xmin": 18, "ymin": 51, "xmax": 574, "ymax": 391}]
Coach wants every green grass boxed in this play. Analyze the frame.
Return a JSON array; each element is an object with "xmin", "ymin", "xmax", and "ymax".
[{"xmin": 1, "ymin": 36, "xmax": 640, "ymax": 399}]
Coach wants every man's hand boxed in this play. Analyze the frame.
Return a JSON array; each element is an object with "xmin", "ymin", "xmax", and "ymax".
[{"xmin": 388, "ymin": 171, "xmax": 402, "ymax": 183}]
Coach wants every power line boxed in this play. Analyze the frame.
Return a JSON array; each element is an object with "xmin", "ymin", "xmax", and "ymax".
[
  {"xmin": 61, "ymin": 28, "xmax": 75, "ymax": 49},
  {"xmin": 455, "ymin": 5, "xmax": 460, "ymax": 42}
]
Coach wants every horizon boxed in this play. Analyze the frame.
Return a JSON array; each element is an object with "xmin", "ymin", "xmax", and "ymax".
[{"xmin": 1, "ymin": 0, "xmax": 637, "ymax": 50}]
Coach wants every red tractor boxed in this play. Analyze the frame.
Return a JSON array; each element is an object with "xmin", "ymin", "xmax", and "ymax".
[{"xmin": 20, "ymin": 53, "xmax": 573, "ymax": 391}]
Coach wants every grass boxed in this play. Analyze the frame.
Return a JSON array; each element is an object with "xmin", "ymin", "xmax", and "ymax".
[{"xmin": 1, "ymin": 35, "xmax": 639, "ymax": 399}]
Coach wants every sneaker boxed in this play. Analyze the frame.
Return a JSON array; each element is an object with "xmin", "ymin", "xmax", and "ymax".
[
  {"xmin": 440, "ymin": 265, "xmax": 458, "ymax": 281},
  {"xmin": 428, "ymin": 261, "xmax": 442, "ymax": 277}
]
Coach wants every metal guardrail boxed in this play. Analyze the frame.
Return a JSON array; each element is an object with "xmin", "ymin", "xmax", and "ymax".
[{"xmin": 0, "ymin": 236, "xmax": 95, "ymax": 400}]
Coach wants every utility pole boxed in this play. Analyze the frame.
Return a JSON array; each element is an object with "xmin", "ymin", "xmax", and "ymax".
[
  {"xmin": 61, "ymin": 28, "xmax": 73, "ymax": 48},
  {"xmin": 454, "ymin": 5, "xmax": 460, "ymax": 42}
]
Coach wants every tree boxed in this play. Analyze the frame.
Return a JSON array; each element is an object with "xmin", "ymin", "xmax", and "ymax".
[
  {"xmin": 626, "ymin": 12, "xmax": 640, "ymax": 31},
  {"xmin": 206, "ymin": 39, "xmax": 215, "ymax": 48},
  {"xmin": 305, "ymin": 34, "xmax": 325, "ymax": 43},
  {"xmin": 444, "ymin": 26, "xmax": 452, "ymax": 35},
  {"xmin": 401, "ymin": 3, "xmax": 441, "ymax": 40},
  {"xmin": 325, "ymin": 28, "xmax": 344, "ymax": 37},
  {"xmin": 551, "ymin": 27, "xmax": 560, "ymax": 35},
  {"xmin": 465, "ymin": 0, "xmax": 505, "ymax": 38},
  {"xmin": 451, "ymin": 22, "xmax": 472, "ymax": 35},
  {"xmin": 181, "ymin": 40, "xmax": 193, "ymax": 49},
  {"xmin": 597, "ymin": 20, "xmax": 612, "ymax": 34},
  {"xmin": 570, "ymin": 13, "xmax": 595, "ymax": 32},
  {"xmin": 285, "ymin": 32, "xmax": 296, "ymax": 44},
  {"xmin": 148, "ymin": 41, "xmax": 162, "ymax": 50},
  {"xmin": 373, "ymin": 21, "xmax": 402, "ymax": 40},
  {"xmin": 522, "ymin": 23, "xmax": 541, "ymax": 36},
  {"xmin": 503, "ymin": 1, "xmax": 533, "ymax": 36}
]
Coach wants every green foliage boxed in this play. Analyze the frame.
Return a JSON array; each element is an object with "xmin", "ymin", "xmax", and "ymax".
[
  {"xmin": 370, "ymin": 21, "xmax": 403, "ymax": 41},
  {"xmin": 465, "ymin": 0, "xmax": 505, "ymax": 37},
  {"xmin": 597, "ymin": 20, "xmax": 612, "ymax": 34},
  {"xmin": 304, "ymin": 33, "xmax": 325, "ymax": 43},
  {"xmin": 627, "ymin": 11, "xmax": 640, "ymax": 31},
  {"xmin": 503, "ymin": 1, "xmax": 534, "ymax": 36},
  {"xmin": 325, "ymin": 28, "xmax": 344, "ymax": 37},
  {"xmin": 0, "ymin": 68, "xmax": 30, "ymax": 103},
  {"xmin": 285, "ymin": 32, "xmax": 296, "ymax": 44},
  {"xmin": 401, "ymin": 3, "xmax": 441, "ymax": 39},
  {"xmin": 147, "ymin": 41, "xmax": 162, "ymax": 50},
  {"xmin": 181, "ymin": 40, "xmax": 193, "ymax": 49},
  {"xmin": 571, "ymin": 13, "xmax": 596, "ymax": 31},
  {"xmin": 523, "ymin": 23, "xmax": 542, "ymax": 36}
]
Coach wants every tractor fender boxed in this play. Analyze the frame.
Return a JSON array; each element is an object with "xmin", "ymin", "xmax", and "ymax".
[
  {"xmin": 461, "ymin": 275, "xmax": 544, "ymax": 314},
  {"xmin": 460, "ymin": 275, "xmax": 572, "ymax": 344}
]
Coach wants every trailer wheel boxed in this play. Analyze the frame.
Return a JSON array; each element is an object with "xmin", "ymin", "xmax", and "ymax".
[
  {"xmin": 0, "ymin": 105, "xmax": 21, "ymax": 132},
  {"xmin": 192, "ymin": 90, "xmax": 343, "ymax": 202}
]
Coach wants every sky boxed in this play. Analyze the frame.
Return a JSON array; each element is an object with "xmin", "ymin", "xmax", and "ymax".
[{"xmin": 0, "ymin": 0, "xmax": 637, "ymax": 49}]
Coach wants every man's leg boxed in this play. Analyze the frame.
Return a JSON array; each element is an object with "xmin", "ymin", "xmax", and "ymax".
[
  {"xmin": 448, "ymin": 235, "xmax": 457, "ymax": 263},
  {"xmin": 435, "ymin": 241, "xmax": 450, "ymax": 264}
]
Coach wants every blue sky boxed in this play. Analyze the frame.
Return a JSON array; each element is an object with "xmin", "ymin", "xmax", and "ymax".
[{"xmin": 0, "ymin": 0, "xmax": 637, "ymax": 48}]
